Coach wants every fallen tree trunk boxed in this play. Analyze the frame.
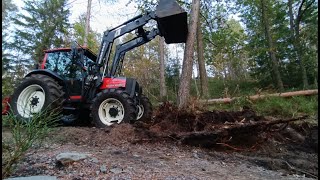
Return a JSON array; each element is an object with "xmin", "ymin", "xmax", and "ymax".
[{"xmin": 201, "ymin": 89, "xmax": 318, "ymax": 104}]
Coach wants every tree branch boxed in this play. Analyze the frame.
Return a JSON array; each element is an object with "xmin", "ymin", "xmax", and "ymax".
[{"xmin": 301, "ymin": 0, "xmax": 316, "ymax": 18}]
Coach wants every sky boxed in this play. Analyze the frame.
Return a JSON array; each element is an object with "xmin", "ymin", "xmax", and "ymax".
[{"xmin": 67, "ymin": 0, "xmax": 141, "ymax": 32}]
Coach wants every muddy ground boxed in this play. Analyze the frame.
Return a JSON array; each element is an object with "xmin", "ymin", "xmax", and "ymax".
[{"xmin": 3, "ymin": 103, "xmax": 318, "ymax": 179}]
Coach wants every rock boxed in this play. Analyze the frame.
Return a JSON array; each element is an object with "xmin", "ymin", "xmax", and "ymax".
[
  {"xmin": 111, "ymin": 150, "xmax": 123, "ymax": 155},
  {"xmin": 133, "ymin": 154, "xmax": 141, "ymax": 158},
  {"xmin": 90, "ymin": 157, "xmax": 99, "ymax": 163},
  {"xmin": 193, "ymin": 152, "xmax": 199, "ymax": 159},
  {"xmin": 100, "ymin": 165, "xmax": 107, "ymax": 173},
  {"xmin": 110, "ymin": 167, "xmax": 123, "ymax": 174},
  {"xmin": 5, "ymin": 176, "xmax": 57, "ymax": 180},
  {"xmin": 56, "ymin": 152, "xmax": 89, "ymax": 165}
]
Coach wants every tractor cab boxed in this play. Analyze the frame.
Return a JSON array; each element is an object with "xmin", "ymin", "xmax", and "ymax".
[
  {"xmin": 40, "ymin": 47, "xmax": 97, "ymax": 101},
  {"xmin": 41, "ymin": 47, "xmax": 97, "ymax": 76}
]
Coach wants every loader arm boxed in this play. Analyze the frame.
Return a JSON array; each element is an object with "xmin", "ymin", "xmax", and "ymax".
[
  {"xmin": 109, "ymin": 28, "xmax": 160, "ymax": 77},
  {"xmin": 96, "ymin": 12, "xmax": 156, "ymax": 77},
  {"xmin": 95, "ymin": 0, "xmax": 188, "ymax": 82}
]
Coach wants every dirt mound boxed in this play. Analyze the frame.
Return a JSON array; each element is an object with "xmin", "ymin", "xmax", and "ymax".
[
  {"xmin": 147, "ymin": 102, "xmax": 261, "ymax": 133},
  {"xmin": 134, "ymin": 102, "xmax": 273, "ymax": 148}
]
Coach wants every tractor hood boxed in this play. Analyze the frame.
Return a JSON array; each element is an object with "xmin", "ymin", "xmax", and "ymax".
[{"xmin": 155, "ymin": 0, "xmax": 188, "ymax": 44}]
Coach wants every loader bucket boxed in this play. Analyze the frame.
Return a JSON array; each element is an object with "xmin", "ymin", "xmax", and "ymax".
[{"xmin": 156, "ymin": 0, "xmax": 188, "ymax": 44}]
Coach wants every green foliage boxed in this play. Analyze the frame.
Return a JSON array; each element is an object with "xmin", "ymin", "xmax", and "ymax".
[
  {"xmin": 2, "ymin": 77, "xmax": 15, "ymax": 98},
  {"xmin": 204, "ymin": 78, "xmax": 259, "ymax": 98},
  {"xmin": 122, "ymin": 34, "xmax": 170, "ymax": 103},
  {"xmin": 208, "ymin": 95, "xmax": 318, "ymax": 118},
  {"xmin": 234, "ymin": 0, "xmax": 318, "ymax": 89},
  {"xmin": 2, "ymin": 109, "xmax": 61, "ymax": 178},
  {"xmin": 2, "ymin": 0, "xmax": 18, "ymax": 74},
  {"xmin": 72, "ymin": 14, "xmax": 101, "ymax": 54},
  {"xmin": 9, "ymin": 0, "xmax": 70, "ymax": 66},
  {"xmin": 253, "ymin": 96, "xmax": 318, "ymax": 117},
  {"xmin": 202, "ymin": 1, "xmax": 250, "ymax": 81}
]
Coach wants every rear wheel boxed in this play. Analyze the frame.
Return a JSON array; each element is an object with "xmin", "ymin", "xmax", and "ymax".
[
  {"xmin": 136, "ymin": 95, "xmax": 153, "ymax": 121},
  {"xmin": 90, "ymin": 89, "xmax": 137, "ymax": 128},
  {"xmin": 10, "ymin": 74, "xmax": 64, "ymax": 122}
]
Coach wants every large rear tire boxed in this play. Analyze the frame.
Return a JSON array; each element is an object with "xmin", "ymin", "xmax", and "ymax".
[
  {"xmin": 90, "ymin": 89, "xmax": 137, "ymax": 128},
  {"xmin": 10, "ymin": 74, "xmax": 64, "ymax": 122},
  {"xmin": 136, "ymin": 95, "xmax": 153, "ymax": 121}
]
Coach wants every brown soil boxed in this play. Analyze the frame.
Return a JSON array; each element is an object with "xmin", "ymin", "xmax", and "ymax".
[{"xmin": 4, "ymin": 102, "xmax": 318, "ymax": 179}]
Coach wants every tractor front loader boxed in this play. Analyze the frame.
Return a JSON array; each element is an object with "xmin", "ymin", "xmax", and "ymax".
[{"xmin": 3, "ymin": 0, "xmax": 188, "ymax": 128}]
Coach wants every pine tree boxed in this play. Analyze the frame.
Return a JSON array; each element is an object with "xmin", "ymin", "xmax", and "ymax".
[
  {"xmin": 2, "ymin": 0, "xmax": 17, "ymax": 74},
  {"xmin": 11, "ymin": 0, "xmax": 70, "ymax": 67}
]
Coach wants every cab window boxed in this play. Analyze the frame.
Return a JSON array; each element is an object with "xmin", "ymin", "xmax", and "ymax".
[{"xmin": 46, "ymin": 51, "xmax": 82, "ymax": 79}]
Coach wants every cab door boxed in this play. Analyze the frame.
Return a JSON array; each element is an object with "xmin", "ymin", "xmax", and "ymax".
[{"xmin": 45, "ymin": 50, "xmax": 84, "ymax": 100}]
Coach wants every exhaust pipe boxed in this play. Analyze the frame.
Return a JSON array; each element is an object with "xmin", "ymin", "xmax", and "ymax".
[{"xmin": 156, "ymin": 0, "xmax": 188, "ymax": 44}]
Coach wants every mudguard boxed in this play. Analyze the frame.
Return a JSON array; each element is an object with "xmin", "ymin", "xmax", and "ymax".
[{"xmin": 25, "ymin": 69, "xmax": 65, "ymax": 86}]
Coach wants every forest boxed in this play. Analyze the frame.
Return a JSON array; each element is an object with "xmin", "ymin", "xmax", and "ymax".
[
  {"xmin": 2, "ymin": 0, "xmax": 318, "ymax": 179},
  {"xmin": 2, "ymin": 0, "xmax": 318, "ymax": 105}
]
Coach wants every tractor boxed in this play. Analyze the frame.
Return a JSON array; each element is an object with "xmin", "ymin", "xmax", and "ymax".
[{"xmin": 3, "ymin": 0, "xmax": 188, "ymax": 128}]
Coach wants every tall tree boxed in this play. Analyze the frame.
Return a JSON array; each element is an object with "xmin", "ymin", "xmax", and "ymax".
[
  {"xmin": 2, "ymin": 0, "xmax": 17, "ymax": 74},
  {"xmin": 177, "ymin": 0, "xmax": 200, "ymax": 108},
  {"xmin": 260, "ymin": 0, "xmax": 284, "ymax": 91},
  {"xmin": 84, "ymin": 0, "xmax": 92, "ymax": 46},
  {"xmin": 288, "ymin": 0, "xmax": 316, "ymax": 89},
  {"xmin": 196, "ymin": 16, "xmax": 209, "ymax": 98},
  {"xmin": 159, "ymin": 36, "xmax": 167, "ymax": 100}
]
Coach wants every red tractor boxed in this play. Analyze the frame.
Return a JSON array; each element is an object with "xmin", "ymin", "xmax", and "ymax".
[{"xmin": 3, "ymin": 0, "xmax": 188, "ymax": 127}]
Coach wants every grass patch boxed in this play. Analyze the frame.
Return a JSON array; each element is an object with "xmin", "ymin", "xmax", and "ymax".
[
  {"xmin": 208, "ymin": 95, "xmax": 318, "ymax": 119},
  {"xmin": 254, "ymin": 96, "xmax": 318, "ymax": 117}
]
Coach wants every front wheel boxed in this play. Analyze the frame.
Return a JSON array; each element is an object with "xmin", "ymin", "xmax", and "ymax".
[
  {"xmin": 9, "ymin": 74, "xmax": 64, "ymax": 122},
  {"xmin": 136, "ymin": 95, "xmax": 153, "ymax": 121},
  {"xmin": 90, "ymin": 89, "xmax": 137, "ymax": 128}
]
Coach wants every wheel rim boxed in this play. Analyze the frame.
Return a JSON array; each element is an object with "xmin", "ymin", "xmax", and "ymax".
[
  {"xmin": 136, "ymin": 104, "xmax": 144, "ymax": 120},
  {"xmin": 98, "ymin": 98, "xmax": 125, "ymax": 126},
  {"xmin": 17, "ymin": 84, "xmax": 45, "ymax": 118}
]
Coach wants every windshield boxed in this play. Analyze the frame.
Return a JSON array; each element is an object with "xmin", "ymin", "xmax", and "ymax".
[{"xmin": 46, "ymin": 51, "xmax": 81, "ymax": 79}]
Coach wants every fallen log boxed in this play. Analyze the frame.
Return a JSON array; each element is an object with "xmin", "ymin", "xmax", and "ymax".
[{"xmin": 201, "ymin": 89, "xmax": 318, "ymax": 104}]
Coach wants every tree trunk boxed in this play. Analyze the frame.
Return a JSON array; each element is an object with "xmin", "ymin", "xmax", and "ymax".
[
  {"xmin": 159, "ymin": 36, "xmax": 167, "ymax": 100},
  {"xmin": 314, "ymin": 39, "xmax": 318, "ymax": 87},
  {"xmin": 196, "ymin": 17, "xmax": 209, "ymax": 99},
  {"xmin": 260, "ymin": 0, "xmax": 284, "ymax": 92},
  {"xmin": 288, "ymin": 0, "xmax": 295, "ymax": 33},
  {"xmin": 201, "ymin": 89, "xmax": 318, "ymax": 104},
  {"xmin": 289, "ymin": 0, "xmax": 309, "ymax": 89},
  {"xmin": 295, "ymin": 28, "xmax": 309, "ymax": 89},
  {"xmin": 177, "ymin": 0, "xmax": 200, "ymax": 109},
  {"xmin": 84, "ymin": 0, "xmax": 92, "ymax": 46}
]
